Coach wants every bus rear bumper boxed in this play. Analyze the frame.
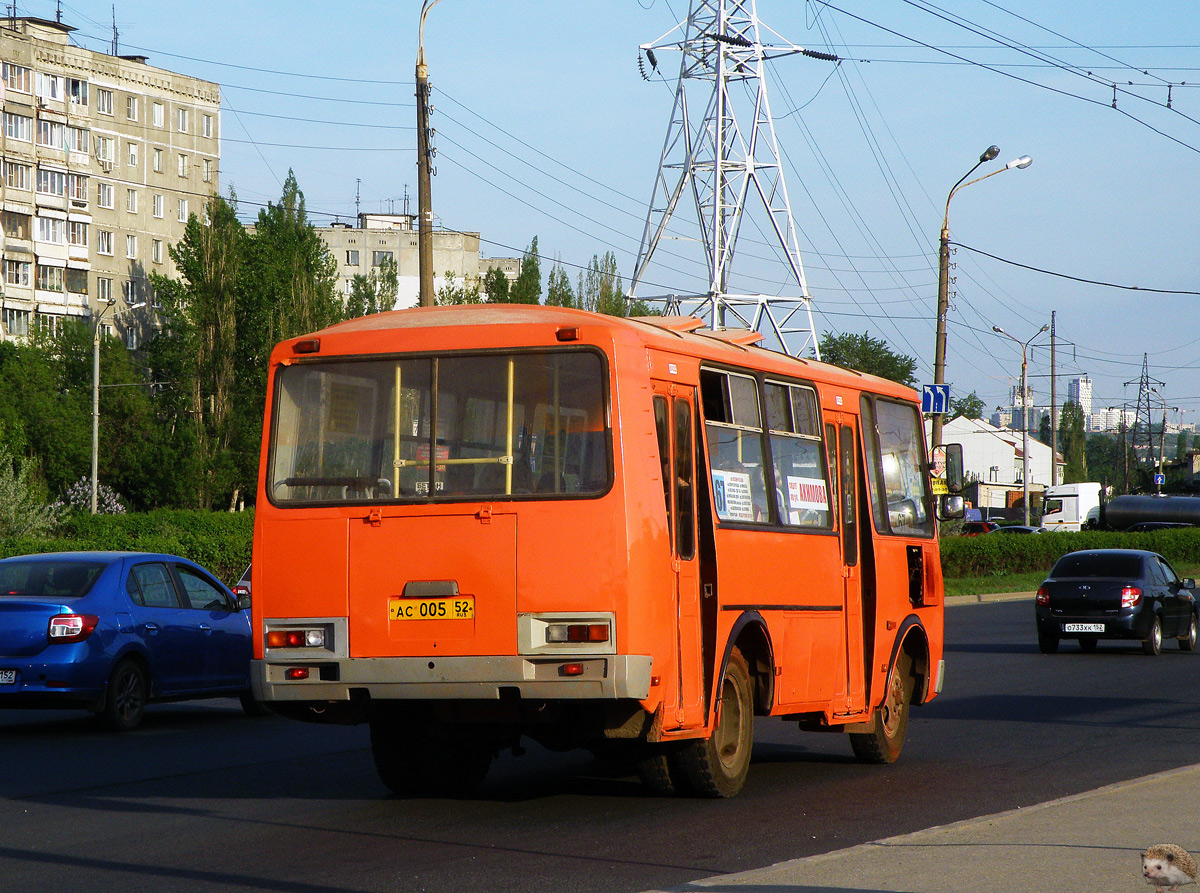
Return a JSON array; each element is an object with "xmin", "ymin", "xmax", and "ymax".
[{"xmin": 251, "ymin": 654, "xmax": 654, "ymax": 703}]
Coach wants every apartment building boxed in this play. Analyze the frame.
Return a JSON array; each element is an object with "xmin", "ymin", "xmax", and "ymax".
[
  {"xmin": 319, "ymin": 213, "xmax": 519, "ymax": 308},
  {"xmin": 0, "ymin": 17, "xmax": 218, "ymax": 344}
]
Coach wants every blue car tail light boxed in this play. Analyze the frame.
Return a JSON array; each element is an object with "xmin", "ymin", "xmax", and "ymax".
[{"xmin": 47, "ymin": 613, "xmax": 99, "ymax": 644}]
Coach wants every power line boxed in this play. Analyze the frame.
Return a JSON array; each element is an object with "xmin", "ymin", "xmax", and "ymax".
[{"xmin": 953, "ymin": 242, "xmax": 1200, "ymax": 295}]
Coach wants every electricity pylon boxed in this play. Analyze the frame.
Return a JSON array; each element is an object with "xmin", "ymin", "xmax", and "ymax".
[
  {"xmin": 1126, "ymin": 353, "xmax": 1164, "ymax": 466},
  {"xmin": 628, "ymin": 0, "xmax": 828, "ymax": 359}
]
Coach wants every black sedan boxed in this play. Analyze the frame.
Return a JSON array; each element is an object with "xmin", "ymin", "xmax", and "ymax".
[{"xmin": 1035, "ymin": 549, "xmax": 1198, "ymax": 655}]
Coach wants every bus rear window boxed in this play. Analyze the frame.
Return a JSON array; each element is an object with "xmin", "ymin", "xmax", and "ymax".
[{"xmin": 268, "ymin": 350, "xmax": 610, "ymax": 504}]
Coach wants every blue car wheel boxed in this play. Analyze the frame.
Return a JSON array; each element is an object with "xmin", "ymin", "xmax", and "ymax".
[{"xmin": 102, "ymin": 659, "xmax": 147, "ymax": 731}]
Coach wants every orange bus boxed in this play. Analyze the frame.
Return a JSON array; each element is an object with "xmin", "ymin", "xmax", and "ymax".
[{"xmin": 250, "ymin": 305, "xmax": 962, "ymax": 798}]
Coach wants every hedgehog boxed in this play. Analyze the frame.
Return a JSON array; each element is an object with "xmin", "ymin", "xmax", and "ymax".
[{"xmin": 1143, "ymin": 844, "xmax": 1198, "ymax": 893}]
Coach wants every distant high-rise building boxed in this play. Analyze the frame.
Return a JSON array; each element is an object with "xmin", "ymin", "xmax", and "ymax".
[
  {"xmin": 0, "ymin": 17, "xmax": 219, "ymax": 344},
  {"xmin": 1067, "ymin": 375, "xmax": 1093, "ymax": 416}
]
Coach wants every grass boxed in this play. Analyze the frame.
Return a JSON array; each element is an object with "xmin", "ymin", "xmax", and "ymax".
[{"xmin": 944, "ymin": 563, "xmax": 1200, "ymax": 599}]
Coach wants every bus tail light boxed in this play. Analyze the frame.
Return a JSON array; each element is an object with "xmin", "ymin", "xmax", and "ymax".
[
  {"xmin": 560, "ymin": 663, "xmax": 585, "ymax": 677},
  {"xmin": 1121, "ymin": 586, "xmax": 1142, "ymax": 608},
  {"xmin": 267, "ymin": 628, "xmax": 326, "ymax": 649},
  {"xmin": 545, "ymin": 622, "xmax": 609, "ymax": 644},
  {"xmin": 48, "ymin": 614, "xmax": 98, "ymax": 644},
  {"xmin": 284, "ymin": 667, "xmax": 310, "ymax": 680}
]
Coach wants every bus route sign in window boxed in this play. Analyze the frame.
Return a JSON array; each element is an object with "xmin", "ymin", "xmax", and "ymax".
[{"xmin": 268, "ymin": 350, "xmax": 611, "ymax": 504}]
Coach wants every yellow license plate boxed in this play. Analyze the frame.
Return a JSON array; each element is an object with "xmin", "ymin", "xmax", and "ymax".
[{"xmin": 388, "ymin": 596, "xmax": 474, "ymax": 621}]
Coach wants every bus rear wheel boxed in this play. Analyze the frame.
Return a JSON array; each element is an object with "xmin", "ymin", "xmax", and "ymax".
[
  {"xmin": 634, "ymin": 744, "xmax": 691, "ymax": 796},
  {"xmin": 679, "ymin": 648, "xmax": 753, "ymax": 798},
  {"xmin": 369, "ymin": 712, "xmax": 493, "ymax": 798},
  {"xmin": 850, "ymin": 653, "xmax": 913, "ymax": 765}
]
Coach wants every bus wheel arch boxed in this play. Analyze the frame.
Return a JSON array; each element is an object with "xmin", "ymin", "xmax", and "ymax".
[
  {"xmin": 892, "ymin": 617, "xmax": 932, "ymax": 705},
  {"xmin": 850, "ymin": 617, "xmax": 927, "ymax": 765},
  {"xmin": 723, "ymin": 611, "xmax": 775, "ymax": 715}
]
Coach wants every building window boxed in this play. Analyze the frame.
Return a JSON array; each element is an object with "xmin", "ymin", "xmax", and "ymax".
[
  {"xmin": 36, "ymin": 120, "xmax": 64, "ymax": 149},
  {"xmin": 372, "ymin": 250, "xmax": 394, "ymax": 266},
  {"xmin": 35, "ymin": 73, "xmax": 61, "ymax": 102},
  {"xmin": 152, "ymin": 102, "xmax": 164, "ymax": 127},
  {"xmin": 97, "ymin": 229, "xmax": 113, "ymax": 255},
  {"xmin": 152, "ymin": 239, "xmax": 163, "ymax": 263},
  {"xmin": 96, "ymin": 277, "xmax": 112, "ymax": 303},
  {"xmin": 177, "ymin": 153, "xmax": 188, "ymax": 177},
  {"xmin": 346, "ymin": 249, "xmax": 360, "ymax": 266},
  {"xmin": 202, "ymin": 158, "xmax": 212, "ymax": 182},
  {"xmin": 96, "ymin": 88, "xmax": 114, "ymax": 115},
  {"xmin": 177, "ymin": 107, "xmax": 189, "ymax": 133},
  {"xmin": 127, "ymin": 142, "xmax": 138, "ymax": 167},
  {"xmin": 94, "ymin": 135, "xmax": 114, "ymax": 165},
  {"xmin": 202, "ymin": 114, "xmax": 213, "ymax": 138},
  {"xmin": 4, "ymin": 112, "xmax": 31, "ymax": 142},
  {"xmin": 65, "ymin": 267, "xmax": 87, "ymax": 294},
  {"xmin": 67, "ymin": 78, "xmax": 87, "ymax": 106},
  {"xmin": 36, "ymin": 217, "xmax": 65, "ymax": 244},
  {"xmin": 126, "ymin": 188, "xmax": 138, "ymax": 213},
  {"xmin": 2, "ymin": 210, "xmax": 30, "ymax": 240},
  {"xmin": 68, "ymin": 173, "xmax": 88, "ymax": 204},
  {"xmin": 34, "ymin": 313, "xmax": 60, "ymax": 337},
  {"xmin": 152, "ymin": 148, "xmax": 163, "ymax": 173},
  {"xmin": 5, "ymin": 259, "xmax": 31, "ymax": 286},
  {"xmin": 126, "ymin": 235, "xmax": 137, "ymax": 258},
  {"xmin": 36, "ymin": 168, "xmax": 67, "ymax": 196},
  {"xmin": 153, "ymin": 193, "xmax": 163, "ymax": 218},
  {"xmin": 126, "ymin": 95, "xmax": 138, "ymax": 121},
  {"xmin": 67, "ymin": 125, "xmax": 88, "ymax": 153},
  {"xmin": 4, "ymin": 161, "xmax": 30, "ymax": 190},
  {"xmin": 67, "ymin": 220, "xmax": 88, "ymax": 247},
  {"xmin": 3, "ymin": 308, "xmax": 30, "ymax": 337},
  {"xmin": 36, "ymin": 264, "xmax": 64, "ymax": 292},
  {"xmin": 178, "ymin": 198, "xmax": 188, "ymax": 222},
  {"xmin": 123, "ymin": 279, "xmax": 140, "ymax": 303},
  {"xmin": 2, "ymin": 62, "xmax": 30, "ymax": 93},
  {"xmin": 124, "ymin": 327, "xmax": 138, "ymax": 350}
]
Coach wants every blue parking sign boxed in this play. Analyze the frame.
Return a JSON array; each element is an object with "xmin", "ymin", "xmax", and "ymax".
[{"xmin": 922, "ymin": 384, "xmax": 950, "ymax": 415}]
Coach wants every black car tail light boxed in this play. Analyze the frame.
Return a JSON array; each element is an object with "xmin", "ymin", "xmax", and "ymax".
[
  {"xmin": 1121, "ymin": 586, "xmax": 1142, "ymax": 608},
  {"xmin": 1035, "ymin": 586, "xmax": 1049, "ymax": 606}
]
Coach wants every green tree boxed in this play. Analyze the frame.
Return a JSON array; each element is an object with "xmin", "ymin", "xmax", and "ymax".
[
  {"xmin": 509, "ymin": 236, "xmax": 542, "ymax": 305},
  {"xmin": 1060, "ymin": 401, "xmax": 1088, "ymax": 482},
  {"xmin": 482, "ymin": 266, "xmax": 511, "ymax": 303},
  {"xmin": 577, "ymin": 252, "xmax": 652, "ymax": 317},
  {"xmin": 1086, "ymin": 433, "xmax": 1122, "ymax": 492},
  {"xmin": 949, "ymin": 390, "xmax": 985, "ymax": 421},
  {"xmin": 1037, "ymin": 412, "xmax": 1051, "ymax": 446},
  {"xmin": 545, "ymin": 259, "xmax": 576, "ymax": 307},
  {"xmin": 435, "ymin": 271, "xmax": 482, "ymax": 305},
  {"xmin": 817, "ymin": 331, "xmax": 918, "ymax": 387},
  {"xmin": 346, "ymin": 254, "xmax": 398, "ymax": 317},
  {"xmin": 1176, "ymin": 430, "xmax": 1189, "ymax": 461}
]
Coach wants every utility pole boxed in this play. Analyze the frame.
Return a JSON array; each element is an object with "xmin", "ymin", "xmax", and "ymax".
[
  {"xmin": 1050, "ymin": 310, "xmax": 1057, "ymax": 486},
  {"xmin": 416, "ymin": 1, "xmax": 443, "ymax": 307}
]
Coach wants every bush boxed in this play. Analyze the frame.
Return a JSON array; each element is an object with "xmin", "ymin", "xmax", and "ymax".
[
  {"xmin": 940, "ymin": 528, "xmax": 1200, "ymax": 579},
  {"xmin": 0, "ymin": 509, "xmax": 253, "ymax": 585},
  {"xmin": 0, "ymin": 441, "xmax": 62, "ymax": 537}
]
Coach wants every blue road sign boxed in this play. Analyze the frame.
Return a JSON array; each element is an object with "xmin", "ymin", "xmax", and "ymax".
[
  {"xmin": 922, "ymin": 383, "xmax": 950, "ymax": 415},
  {"xmin": 1154, "ymin": 473, "xmax": 1166, "ymax": 486}
]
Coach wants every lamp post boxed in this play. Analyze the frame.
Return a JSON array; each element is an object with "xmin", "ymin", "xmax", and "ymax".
[
  {"xmin": 931, "ymin": 147, "xmax": 1033, "ymax": 449},
  {"xmin": 416, "ymin": 0, "xmax": 445, "ymax": 307},
  {"xmin": 91, "ymin": 301, "xmax": 145, "ymax": 514},
  {"xmin": 993, "ymin": 323, "xmax": 1048, "ymax": 526}
]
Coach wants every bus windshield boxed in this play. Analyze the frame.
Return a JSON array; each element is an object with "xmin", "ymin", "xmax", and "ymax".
[{"xmin": 268, "ymin": 350, "xmax": 610, "ymax": 504}]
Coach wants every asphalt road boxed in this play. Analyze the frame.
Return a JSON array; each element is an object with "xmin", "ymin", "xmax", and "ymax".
[{"xmin": 3, "ymin": 597, "xmax": 1200, "ymax": 893}]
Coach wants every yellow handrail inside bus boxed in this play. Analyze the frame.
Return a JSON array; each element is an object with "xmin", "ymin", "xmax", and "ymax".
[{"xmin": 505, "ymin": 357, "xmax": 514, "ymax": 495}]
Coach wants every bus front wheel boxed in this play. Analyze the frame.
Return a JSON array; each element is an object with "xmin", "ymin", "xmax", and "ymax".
[
  {"xmin": 850, "ymin": 653, "xmax": 913, "ymax": 765},
  {"xmin": 369, "ymin": 713, "xmax": 493, "ymax": 798},
  {"xmin": 679, "ymin": 648, "xmax": 753, "ymax": 798}
]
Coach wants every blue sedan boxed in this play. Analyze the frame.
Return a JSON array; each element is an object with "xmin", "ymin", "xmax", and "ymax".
[{"xmin": 0, "ymin": 552, "xmax": 257, "ymax": 730}]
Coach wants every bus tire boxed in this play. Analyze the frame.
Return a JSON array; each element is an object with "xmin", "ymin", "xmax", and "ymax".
[
  {"xmin": 850, "ymin": 653, "xmax": 912, "ymax": 765},
  {"xmin": 369, "ymin": 715, "xmax": 493, "ymax": 798},
  {"xmin": 634, "ymin": 745, "xmax": 691, "ymax": 796},
  {"xmin": 679, "ymin": 648, "xmax": 753, "ymax": 798}
]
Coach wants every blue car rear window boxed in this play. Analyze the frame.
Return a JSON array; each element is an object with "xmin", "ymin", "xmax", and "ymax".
[
  {"xmin": 0, "ymin": 560, "xmax": 107, "ymax": 598},
  {"xmin": 1052, "ymin": 554, "xmax": 1142, "ymax": 579}
]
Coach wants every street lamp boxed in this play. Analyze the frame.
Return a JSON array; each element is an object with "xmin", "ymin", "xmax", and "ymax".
[
  {"xmin": 91, "ymin": 300, "xmax": 145, "ymax": 514},
  {"xmin": 931, "ymin": 147, "xmax": 1033, "ymax": 449},
  {"xmin": 993, "ymin": 323, "xmax": 1048, "ymax": 526},
  {"xmin": 416, "ymin": 0, "xmax": 446, "ymax": 307}
]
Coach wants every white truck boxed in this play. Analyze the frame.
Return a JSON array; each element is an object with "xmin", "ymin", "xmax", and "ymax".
[{"xmin": 1040, "ymin": 482, "xmax": 1102, "ymax": 531}]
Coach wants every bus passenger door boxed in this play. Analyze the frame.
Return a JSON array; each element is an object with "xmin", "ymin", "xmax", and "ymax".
[
  {"xmin": 831, "ymin": 419, "xmax": 868, "ymax": 715},
  {"xmin": 653, "ymin": 386, "xmax": 705, "ymax": 729}
]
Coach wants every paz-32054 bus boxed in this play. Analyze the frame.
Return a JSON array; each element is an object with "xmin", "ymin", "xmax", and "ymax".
[{"xmin": 251, "ymin": 305, "xmax": 961, "ymax": 798}]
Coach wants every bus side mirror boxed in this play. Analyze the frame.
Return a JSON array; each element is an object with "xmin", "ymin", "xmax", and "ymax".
[
  {"xmin": 938, "ymin": 495, "xmax": 965, "ymax": 521},
  {"xmin": 944, "ymin": 443, "xmax": 964, "ymax": 494}
]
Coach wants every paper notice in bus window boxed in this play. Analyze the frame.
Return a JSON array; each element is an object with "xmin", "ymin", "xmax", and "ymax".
[
  {"xmin": 787, "ymin": 476, "xmax": 828, "ymax": 511},
  {"xmin": 712, "ymin": 470, "xmax": 755, "ymax": 522}
]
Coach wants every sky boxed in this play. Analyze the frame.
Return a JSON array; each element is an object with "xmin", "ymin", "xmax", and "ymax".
[{"xmin": 32, "ymin": 0, "xmax": 1200, "ymax": 429}]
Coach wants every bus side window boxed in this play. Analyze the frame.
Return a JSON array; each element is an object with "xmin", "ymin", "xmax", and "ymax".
[
  {"xmin": 653, "ymin": 396, "xmax": 673, "ymax": 544},
  {"xmin": 674, "ymin": 398, "xmax": 696, "ymax": 559},
  {"xmin": 825, "ymin": 422, "xmax": 839, "ymax": 525},
  {"xmin": 700, "ymin": 369, "xmax": 769, "ymax": 524},
  {"xmin": 764, "ymin": 381, "xmax": 829, "ymax": 528}
]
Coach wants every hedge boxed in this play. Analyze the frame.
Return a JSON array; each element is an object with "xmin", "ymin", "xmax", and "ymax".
[
  {"xmin": 939, "ymin": 528, "xmax": 1200, "ymax": 579},
  {"xmin": 0, "ymin": 509, "xmax": 254, "ymax": 586}
]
